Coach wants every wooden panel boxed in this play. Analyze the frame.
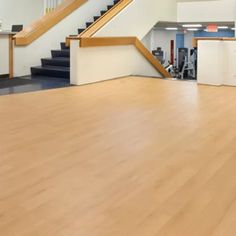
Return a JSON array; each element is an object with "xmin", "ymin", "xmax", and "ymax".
[
  {"xmin": 79, "ymin": 0, "xmax": 133, "ymax": 38},
  {"xmin": 79, "ymin": 37, "xmax": 172, "ymax": 78},
  {"xmin": 80, "ymin": 37, "xmax": 136, "ymax": 47},
  {"xmin": 14, "ymin": 0, "xmax": 87, "ymax": 46},
  {"xmin": 8, "ymin": 35, "xmax": 14, "ymax": 78}
]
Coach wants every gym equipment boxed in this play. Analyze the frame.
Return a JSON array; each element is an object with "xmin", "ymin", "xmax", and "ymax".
[
  {"xmin": 152, "ymin": 47, "xmax": 166, "ymax": 65},
  {"xmin": 179, "ymin": 48, "xmax": 197, "ymax": 80},
  {"xmin": 177, "ymin": 48, "xmax": 188, "ymax": 70},
  {"xmin": 165, "ymin": 59, "xmax": 181, "ymax": 79},
  {"xmin": 165, "ymin": 48, "xmax": 197, "ymax": 80}
]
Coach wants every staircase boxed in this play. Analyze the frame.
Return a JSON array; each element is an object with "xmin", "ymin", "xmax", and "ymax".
[{"xmin": 31, "ymin": 0, "xmax": 120, "ymax": 80}]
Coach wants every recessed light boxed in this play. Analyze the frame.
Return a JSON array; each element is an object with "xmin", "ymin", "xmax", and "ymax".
[
  {"xmin": 165, "ymin": 27, "xmax": 178, "ymax": 31},
  {"xmin": 187, "ymin": 28, "xmax": 199, "ymax": 31},
  {"xmin": 182, "ymin": 24, "xmax": 202, "ymax": 28},
  {"xmin": 218, "ymin": 26, "xmax": 228, "ymax": 29}
]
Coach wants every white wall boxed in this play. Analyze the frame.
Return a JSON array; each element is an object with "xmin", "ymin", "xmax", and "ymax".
[
  {"xmin": 142, "ymin": 30, "xmax": 152, "ymax": 51},
  {"xmin": 0, "ymin": 0, "xmax": 44, "ymax": 75},
  {"xmin": 95, "ymin": 0, "xmax": 177, "ymax": 40},
  {"xmin": 198, "ymin": 40, "xmax": 236, "ymax": 86},
  {"xmin": 14, "ymin": 0, "xmax": 114, "ymax": 77},
  {"xmin": 151, "ymin": 30, "xmax": 177, "ymax": 66},
  {"xmin": 0, "ymin": 0, "xmax": 44, "ymax": 30},
  {"xmin": 70, "ymin": 40, "xmax": 162, "ymax": 85},
  {"xmin": 178, "ymin": 0, "xmax": 236, "ymax": 22},
  {"xmin": 198, "ymin": 40, "xmax": 223, "ymax": 85}
]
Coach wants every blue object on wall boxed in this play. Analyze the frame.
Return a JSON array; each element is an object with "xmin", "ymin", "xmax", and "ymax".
[
  {"xmin": 194, "ymin": 30, "xmax": 235, "ymax": 38},
  {"xmin": 176, "ymin": 33, "xmax": 185, "ymax": 50}
]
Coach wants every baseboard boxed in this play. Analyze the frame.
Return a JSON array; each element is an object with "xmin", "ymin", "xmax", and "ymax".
[{"xmin": 0, "ymin": 74, "xmax": 9, "ymax": 78}]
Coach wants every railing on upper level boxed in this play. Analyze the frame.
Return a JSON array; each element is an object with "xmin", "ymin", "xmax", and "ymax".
[
  {"xmin": 78, "ymin": 37, "xmax": 172, "ymax": 78},
  {"xmin": 44, "ymin": 0, "xmax": 64, "ymax": 14},
  {"xmin": 14, "ymin": 0, "xmax": 87, "ymax": 46}
]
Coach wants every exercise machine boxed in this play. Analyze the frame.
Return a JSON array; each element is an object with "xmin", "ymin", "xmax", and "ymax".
[
  {"xmin": 165, "ymin": 48, "xmax": 197, "ymax": 80},
  {"xmin": 165, "ymin": 59, "xmax": 181, "ymax": 79},
  {"xmin": 179, "ymin": 48, "xmax": 197, "ymax": 80},
  {"xmin": 152, "ymin": 47, "xmax": 166, "ymax": 65}
]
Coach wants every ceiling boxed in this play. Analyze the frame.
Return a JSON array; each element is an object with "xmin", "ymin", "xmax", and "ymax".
[{"xmin": 154, "ymin": 21, "xmax": 235, "ymax": 31}]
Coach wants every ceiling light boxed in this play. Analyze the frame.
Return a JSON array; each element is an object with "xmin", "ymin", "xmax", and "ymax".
[
  {"xmin": 182, "ymin": 24, "xmax": 202, "ymax": 28},
  {"xmin": 187, "ymin": 28, "xmax": 199, "ymax": 31},
  {"xmin": 218, "ymin": 26, "xmax": 228, "ymax": 29},
  {"xmin": 165, "ymin": 27, "xmax": 178, "ymax": 31},
  {"xmin": 231, "ymin": 28, "xmax": 235, "ymax": 30}
]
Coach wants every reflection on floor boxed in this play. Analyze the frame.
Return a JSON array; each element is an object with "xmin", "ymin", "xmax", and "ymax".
[{"xmin": 0, "ymin": 76, "xmax": 71, "ymax": 95}]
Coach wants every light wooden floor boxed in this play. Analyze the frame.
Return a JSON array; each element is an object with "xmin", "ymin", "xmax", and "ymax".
[{"xmin": 1, "ymin": 76, "xmax": 236, "ymax": 235}]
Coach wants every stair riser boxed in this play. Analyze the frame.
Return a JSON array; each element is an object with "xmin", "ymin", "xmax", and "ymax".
[
  {"xmin": 60, "ymin": 43, "xmax": 69, "ymax": 50},
  {"xmin": 51, "ymin": 51, "xmax": 70, "ymax": 58},
  {"xmin": 31, "ymin": 68, "xmax": 70, "ymax": 79},
  {"xmin": 42, "ymin": 59, "xmax": 70, "ymax": 67},
  {"xmin": 30, "ymin": 0, "xmax": 121, "ymax": 80}
]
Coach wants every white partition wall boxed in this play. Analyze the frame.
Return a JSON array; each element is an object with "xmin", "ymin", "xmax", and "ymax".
[
  {"xmin": 70, "ymin": 40, "xmax": 161, "ymax": 85},
  {"xmin": 198, "ymin": 40, "xmax": 236, "ymax": 86}
]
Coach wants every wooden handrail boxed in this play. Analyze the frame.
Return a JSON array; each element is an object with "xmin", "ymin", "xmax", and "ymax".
[
  {"xmin": 80, "ymin": 36, "xmax": 136, "ymax": 47},
  {"xmin": 14, "ymin": 0, "xmax": 87, "ymax": 46},
  {"xmin": 193, "ymin": 37, "xmax": 236, "ymax": 48},
  {"xmin": 78, "ymin": 37, "xmax": 172, "ymax": 78},
  {"xmin": 79, "ymin": 0, "xmax": 133, "ymax": 38},
  {"xmin": 66, "ymin": 0, "xmax": 133, "ymax": 46}
]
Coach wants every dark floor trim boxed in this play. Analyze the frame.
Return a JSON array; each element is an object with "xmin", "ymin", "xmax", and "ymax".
[{"xmin": 0, "ymin": 74, "xmax": 9, "ymax": 78}]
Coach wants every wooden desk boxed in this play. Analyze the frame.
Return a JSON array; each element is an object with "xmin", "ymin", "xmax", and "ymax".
[{"xmin": 0, "ymin": 31, "xmax": 17, "ymax": 78}]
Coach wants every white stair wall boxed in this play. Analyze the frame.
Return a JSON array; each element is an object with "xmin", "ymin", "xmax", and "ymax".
[
  {"xmin": 14, "ymin": 0, "xmax": 114, "ymax": 77},
  {"xmin": 70, "ymin": 39, "xmax": 162, "ymax": 85},
  {"xmin": 94, "ymin": 0, "xmax": 177, "ymax": 40}
]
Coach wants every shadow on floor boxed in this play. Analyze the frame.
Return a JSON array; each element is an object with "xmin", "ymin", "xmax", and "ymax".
[{"xmin": 0, "ymin": 75, "xmax": 72, "ymax": 96}]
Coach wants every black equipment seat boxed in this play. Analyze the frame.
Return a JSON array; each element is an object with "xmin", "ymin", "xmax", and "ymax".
[{"xmin": 11, "ymin": 25, "xmax": 23, "ymax": 32}]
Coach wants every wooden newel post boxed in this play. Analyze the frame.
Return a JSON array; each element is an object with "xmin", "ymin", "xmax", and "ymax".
[{"xmin": 9, "ymin": 34, "xmax": 14, "ymax": 79}]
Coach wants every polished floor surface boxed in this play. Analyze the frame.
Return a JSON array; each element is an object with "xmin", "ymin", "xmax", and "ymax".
[
  {"xmin": 0, "ymin": 76, "xmax": 70, "ymax": 95},
  {"xmin": 0, "ymin": 76, "xmax": 236, "ymax": 235}
]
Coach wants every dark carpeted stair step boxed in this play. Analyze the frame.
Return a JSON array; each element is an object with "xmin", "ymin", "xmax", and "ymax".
[
  {"xmin": 93, "ymin": 16, "xmax": 100, "ymax": 21},
  {"xmin": 42, "ymin": 57, "xmax": 70, "ymax": 67},
  {"xmin": 78, "ymin": 28, "xmax": 86, "ymax": 34},
  {"xmin": 100, "ymin": 10, "xmax": 107, "ymax": 15},
  {"xmin": 31, "ymin": 66, "xmax": 70, "ymax": 79},
  {"xmin": 60, "ymin": 42, "xmax": 69, "ymax": 50},
  {"xmin": 86, "ymin": 22, "xmax": 93, "ymax": 28},
  {"xmin": 107, "ymin": 5, "xmax": 113, "ymax": 10},
  {"xmin": 51, "ymin": 49, "xmax": 70, "ymax": 58}
]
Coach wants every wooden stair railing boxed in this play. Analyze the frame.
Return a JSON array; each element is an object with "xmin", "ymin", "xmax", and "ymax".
[
  {"xmin": 66, "ymin": 0, "xmax": 133, "ymax": 46},
  {"xmin": 79, "ymin": 0, "xmax": 133, "ymax": 38},
  {"xmin": 77, "ymin": 37, "xmax": 172, "ymax": 78},
  {"xmin": 14, "ymin": 0, "xmax": 88, "ymax": 46}
]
